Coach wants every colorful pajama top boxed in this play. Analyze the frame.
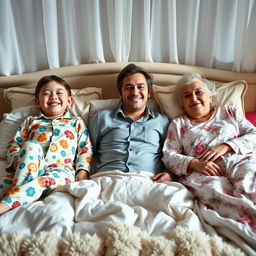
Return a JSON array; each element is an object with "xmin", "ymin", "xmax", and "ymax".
[
  {"xmin": 162, "ymin": 105, "xmax": 256, "ymax": 176},
  {"xmin": 7, "ymin": 111, "xmax": 92, "ymax": 174}
]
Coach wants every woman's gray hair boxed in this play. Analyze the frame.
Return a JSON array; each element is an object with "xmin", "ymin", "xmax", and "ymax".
[{"xmin": 174, "ymin": 72, "xmax": 217, "ymax": 107}]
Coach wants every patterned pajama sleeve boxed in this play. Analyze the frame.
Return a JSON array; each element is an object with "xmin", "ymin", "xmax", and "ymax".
[
  {"xmin": 223, "ymin": 107, "xmax": 256, "ymax": 154},
  {"xmin": 74, "ymin": 118, "xmax": 93, "ymax": 174},
  {"xmin": 6, "ymin": 116, "xmax": 31, "ymax": 170},
  {"xmin": 162, "ymin": 122, "xmax": 194, "ymax": 176}
]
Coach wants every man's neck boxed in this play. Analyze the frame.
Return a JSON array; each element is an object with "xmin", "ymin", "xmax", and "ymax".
[{"xmin": 123, "ymin": 108, "xmax": 147, "ymax": 121}]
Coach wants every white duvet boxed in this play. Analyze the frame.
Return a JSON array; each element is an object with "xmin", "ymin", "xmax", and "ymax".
[{"xmin": 0, "ymin": 161, "xmax": 255, "ymax": 255}]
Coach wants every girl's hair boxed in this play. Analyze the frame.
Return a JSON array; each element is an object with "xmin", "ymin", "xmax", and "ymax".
[
  {"xmin": 35, "ymin": 75, "xmax": 71, "ymax": 98},
  {"xmin": 174, "ymin": 72, "xmax": 216, "ymax": 107},
  {"xmin": 117, "ymin": 63, "xmax": 153, "ymax": 94}
]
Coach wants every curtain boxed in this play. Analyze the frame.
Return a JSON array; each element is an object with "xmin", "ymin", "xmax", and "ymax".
[{"xmin": 0, "ymin": 0, "xmax": 255, "ymax": 75}]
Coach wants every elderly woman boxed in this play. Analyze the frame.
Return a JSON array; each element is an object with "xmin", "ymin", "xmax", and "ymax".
[{"xmin": 162, "ymin": 72, "xmax": 256, "ymax": 231}]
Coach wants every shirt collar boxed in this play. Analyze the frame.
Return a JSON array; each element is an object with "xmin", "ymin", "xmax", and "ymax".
[
  {"xmin": 35, "ymin": 110, "xmax": 74, "ymax": 120},
  {"xmin": 115, "ymin": 103, "xmax": 155, "ymax": 121}
]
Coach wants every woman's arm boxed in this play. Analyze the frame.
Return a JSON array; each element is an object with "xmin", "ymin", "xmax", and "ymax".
[
  {"xmin": 163, "ymin": 117, "xmax": 225, "ymax": 177},
  {"xmin": 225, "ymin": 106, "xmax": 256, "ymax": 154},
  {"xmin": 162, "ymin": 121, "xmax": 194, "ymax": 176}
]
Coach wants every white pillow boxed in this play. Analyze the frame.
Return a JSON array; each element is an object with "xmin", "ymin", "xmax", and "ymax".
[
  {"xmin": 152, "ymin": 80, "xmax": 248, "ymax": 119},
  {"xmin": 88, "ymin": 99, "xmax": 161, "ymax": 123},
  {"xmin": 3, "ymin": 87, "xmax": 102, "ymax": 124},
  {"xmin": 68, "ymin": 88, "xmax": 102, "ymax": 124},
  {"xmin": 0, "ymin": 106, "xmax": 40, "ymax": 158}
]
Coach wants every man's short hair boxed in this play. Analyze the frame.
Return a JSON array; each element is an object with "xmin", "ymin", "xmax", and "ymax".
[{"xmin": 117, "ymin": 64, "xmax": 153, "ymax": 94}]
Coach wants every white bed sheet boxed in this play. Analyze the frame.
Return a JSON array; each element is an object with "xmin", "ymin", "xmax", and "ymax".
[{"xmin": 0, "ymin": 160, "xmax": 255, "ymax": 255}]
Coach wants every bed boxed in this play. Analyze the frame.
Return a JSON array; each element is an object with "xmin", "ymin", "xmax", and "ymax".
[{"xmin": 0, "ymin": 62, "xmax": 255, "ymax": 255}]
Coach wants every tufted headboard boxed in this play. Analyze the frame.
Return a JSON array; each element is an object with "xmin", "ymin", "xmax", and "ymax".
[{"xmin": 0, "ymin": 62, "xmax": 256, "ymax": 120}]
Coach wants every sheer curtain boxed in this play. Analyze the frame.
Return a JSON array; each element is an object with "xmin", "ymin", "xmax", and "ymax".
[{"xmin": 0, "ymin": 0, "xmax": 255, "ymax": 75}]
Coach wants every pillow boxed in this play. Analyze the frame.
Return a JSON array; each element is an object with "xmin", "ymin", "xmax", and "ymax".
[
  {"xmin": 88, "ymin": 99, "xmax": 161, "ymax": 123},
  {"xmin": 4, "ymin": 88, "xmax": 35, "ymax": 109},
  {"xmin": 3, "ymin": 87, "xmax": 102, "ymax": 124},
  {"xmin": 245, "ymin": 112, "xmax": 256, "ymax": 126},
  {"xmin": 68, "ymin": 88, "xmax": 102, "ymax": 124},
  {"xmin": 152, "ymin": 85, "xmax": 185, "ymax": 119},
  {"xmin": 152, "ymin": 80, "xmax": 248, "ymax": 119},
  {"xmin": 0, "ymin": 105, "xmax": 40, "ymax": 158}
]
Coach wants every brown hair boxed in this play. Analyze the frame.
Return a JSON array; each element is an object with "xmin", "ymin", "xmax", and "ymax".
[
  {"xmin": 35, "ymin": 75, "xmax": 71, "ymax": 98},
  {"xmin": 117, "ymin": 64, "xmax": 153, "ymax": 94}
]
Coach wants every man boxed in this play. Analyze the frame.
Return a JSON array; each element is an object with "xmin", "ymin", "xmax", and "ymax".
[{"xmin": 89, "ymin": 63, "xmax": 172, "ymax": 182}]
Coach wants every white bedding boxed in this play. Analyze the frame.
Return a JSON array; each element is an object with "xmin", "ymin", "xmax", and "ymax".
[
  {"xmin": 0, "ymin": 159, "xmax": 255, "ymax": 255},
  {"xmin": 1, "ymin": 62, "xmax": 256, "ymax": 255}
]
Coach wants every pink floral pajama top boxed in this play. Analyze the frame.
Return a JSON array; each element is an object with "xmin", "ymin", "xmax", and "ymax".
[
  {"xmin": 162, "ymin": 105, "xmax": 256, "ymax": 231},
  {"xmin": 163, "ymin": 105, "xmax": 256, "ymax": 176}
]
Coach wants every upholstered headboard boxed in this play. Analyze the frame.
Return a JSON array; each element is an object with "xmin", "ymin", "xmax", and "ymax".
[{"xmin": 0, "ymin": 62, "xmax": 256, "ymax": 120}]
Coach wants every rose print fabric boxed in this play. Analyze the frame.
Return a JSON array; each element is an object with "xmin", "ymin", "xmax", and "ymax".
[
  {"xmin": 162, "ymin": 105, "xmax": 256, "ymax": 231},
  {"xmin": 0, "ymin": 111, "xmax": 92, "ymax": 209}
]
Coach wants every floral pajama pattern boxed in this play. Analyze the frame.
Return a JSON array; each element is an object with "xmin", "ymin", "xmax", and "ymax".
[
  {"xmin": 162, "ymin": 105, "xmax": 256, "ymax": 231},
  {"xmin": 0, "ymin": 112, "xmax": 92, "ymax": 209}
]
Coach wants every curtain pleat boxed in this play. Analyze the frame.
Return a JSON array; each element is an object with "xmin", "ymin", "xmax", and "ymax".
[{"xmin": 0, "ymin": 0, "xmax": 255, "ymax": 75}]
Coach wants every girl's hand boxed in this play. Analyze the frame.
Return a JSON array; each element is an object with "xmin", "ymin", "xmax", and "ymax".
[
  {"xmin": 6, "ymin": 156, "xmax": 19, "ymax": 173},
  {"xmin": 13, "ymin": 156, "xmax": 19, "ymax": 169},
  {"xmin": 200, "ymin": 143, "xmax": 232, "ymax": 162},
  {"xmin": 188, "ymin": 158, "xmax": 224, "ymax": 176},
  {"xmin": 151, "ymin": 171, "xmax": 173, "ymax": 182},
  {"xmin": 75, "ymin": 169, "xmax": 89, "ymax": 181}
]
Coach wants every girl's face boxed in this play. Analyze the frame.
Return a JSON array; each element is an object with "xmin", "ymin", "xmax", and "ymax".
[
  {"xmin": 181, "ymin": 80, "xmax": 212, "ymax": 121},
  {"xmin": 35, "ymin": 81, "xmax": 72, "ymax": 119}
]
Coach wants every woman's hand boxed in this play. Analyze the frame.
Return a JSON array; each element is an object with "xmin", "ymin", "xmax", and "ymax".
[
  {"xmin": 75, "ymin": 169, "xmax": 89, "ymax": 181},
  {"xmin": 200, "ymin": 143, "xmax": 233, "ymax": 162},
  {"xmin": 188, "ymin": 158, "xmax": 224, "ymax": 176},
  {"xmin": 151, "ymin": 171, "xmax": 173, "ymax": 182}
]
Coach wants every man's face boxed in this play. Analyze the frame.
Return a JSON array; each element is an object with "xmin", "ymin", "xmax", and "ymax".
[{"xmin": 120, "ymin": 73, "xmax": 151, "ymax": 115}]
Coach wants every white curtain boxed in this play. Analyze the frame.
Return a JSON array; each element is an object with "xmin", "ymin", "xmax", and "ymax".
[{"xmin": 0, "ymin": 0, "xmax": 255, "ymax": 75}]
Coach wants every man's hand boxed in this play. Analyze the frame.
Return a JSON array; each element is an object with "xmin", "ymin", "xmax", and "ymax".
[
  {"xmin": 75, "ymin": 169, "xmax": 89, "ymax": 181},
  {"xmin": 151, "ymin": 171, "xmax": 173, "ymax": 182}
]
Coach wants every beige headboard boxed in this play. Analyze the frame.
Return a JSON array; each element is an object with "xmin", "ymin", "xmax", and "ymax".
[{"xmin": 0, "ymin": 62, "xmax": 256, "ymax": 120}]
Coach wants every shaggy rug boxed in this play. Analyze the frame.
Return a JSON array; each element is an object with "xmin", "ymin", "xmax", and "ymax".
[{"xmin": 0, "ymin": 223, "xmax": 246, "ymax": 256}]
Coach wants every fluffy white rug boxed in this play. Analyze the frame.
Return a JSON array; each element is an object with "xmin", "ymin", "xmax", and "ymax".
[{"xmin": 0, "ymin": 223, "xmax": 246, "ymax": 256}]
